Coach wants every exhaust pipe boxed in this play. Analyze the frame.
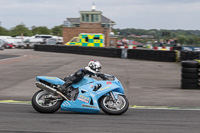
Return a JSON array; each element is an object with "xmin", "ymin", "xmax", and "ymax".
[
  {"xmin": 35, "ymin": 81, "xmax": 69, "ymax": 100},
  {"xmin": 36, "ymin": 81, "xmax": 57, "ymax": 93}
]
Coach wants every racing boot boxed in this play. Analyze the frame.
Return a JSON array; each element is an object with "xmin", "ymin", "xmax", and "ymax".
[{"xmin": 58, "ymin": 80, "xmax": 73, "ymax": 95}]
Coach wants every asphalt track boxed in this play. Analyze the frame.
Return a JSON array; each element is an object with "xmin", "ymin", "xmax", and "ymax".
[
  {"xmin": 0, "ymin": 54, "xmax": 21, "ymax": 60},
  {"xmin": 1, "ymin": 49, "xmax": 200, "ymax": 133},
  {"xmin": 0, "ymin": 103, "xmax": 200, "ymax": 133}
]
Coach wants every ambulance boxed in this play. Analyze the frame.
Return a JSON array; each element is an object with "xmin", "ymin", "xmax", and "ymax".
[{"xmin": 65, "ymin": 33, "xmax": 104, "ymax": 47}]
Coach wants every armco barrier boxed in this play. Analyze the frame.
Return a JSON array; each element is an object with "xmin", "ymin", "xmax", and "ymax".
[
  {"xmin": 34, "ymin": 45, "xmax": 122, "ymax": 58},
  {"xmin": 34, "ymin": 45, "xmax": 176, "ymax": 62}
]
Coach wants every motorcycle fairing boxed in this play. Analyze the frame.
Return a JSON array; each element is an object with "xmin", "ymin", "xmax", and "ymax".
[
  {"xmin": 61, "ymin": 76, "xmax": 125, "ymax": 113},
  {"xmin": 36, "ymin": 75, "xmax": 125, "ymax": 113},
  {"xmin": 61, "ymin": 94, "xmax": 100, "ymax": 113},
  {"xmin": 36, "ymin": 76, "xmax": 65, "ymax": 85},
  {"xmin": 61, "ymin": 81, "xmax": 100, "ymax": 113},
  {"xmin": 72, "ymin": 76, "xmax": 97, "ymax": 88}
]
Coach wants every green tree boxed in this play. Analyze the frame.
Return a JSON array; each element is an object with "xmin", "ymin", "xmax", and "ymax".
[
  {"xmin": 51, "ymin": 25, "xmax": 63, "ymax": 36},
  {"xmin": 32, "ymin": 26, "xmax": 51, "ymax": 35},
  {"xmin": 148, "ymin": 30, "xmax": 156, "ymax": 36},
  {"xmin": 10, "ymin": 24, "xmax": 32, "ymax": 36},
  {"xmin": 177, "ymin": 35, "xmax": 187, "ymax": 45},
  {"xmin": 193, "ymin": 36, "xmax": 200, "ymax": 44},
  {"xmin": 186, "ymin": 36, "xmax": 195, "ymax": 44},
  {"xmin": 0, "ymin": 26, "xmax": 9, "ymax": 35}
]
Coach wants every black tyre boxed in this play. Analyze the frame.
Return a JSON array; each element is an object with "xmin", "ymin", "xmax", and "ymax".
[
  {"xmin": 181, "ymin": 73, "xmax": 199, "ymax": 79},
  {"xmin": 181, "ymin": 79, "xmax": 199, "ymax": 84},
  {"xmin": 182, "ymin": 67, "xmax": 199, "ymax": 73},
  {"xmin": 99, "ymin": 95, "xmax": 129, "ymax": 115},
  {"xmin": 181, "ymin": 61, "xmax": 199, "ymax": 68},
  {"xmin": 32, "ymin": 90, "xmax": 62, "ymax": 113},
  {"xmin": 181, "ymin": 84, "xmax": 199, "ymax": 89}
]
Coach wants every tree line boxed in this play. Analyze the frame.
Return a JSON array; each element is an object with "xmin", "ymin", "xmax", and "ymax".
[
  {"xmin": 1, "ymin": 24, "xmax": 200, "ymax": 45},
  {"xmin": 114, "ymin": 28, "xmax": 200, "ymax": 45},
  {"xmin": 0, "ymin": 24, "xmax": 63, "ymax": 37}
]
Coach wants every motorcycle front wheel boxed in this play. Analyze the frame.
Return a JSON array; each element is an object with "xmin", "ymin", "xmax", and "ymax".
[
  {"xmin": 32, "ymin": 90, "xmax": 62, "ymax": 113},
  {"xmin": 99, "ymin": 95, "xmax": 129, "ymax": 115}
]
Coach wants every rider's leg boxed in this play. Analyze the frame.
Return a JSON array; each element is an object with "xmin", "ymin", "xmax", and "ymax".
[
  {"xmin": 59, "ymin": 70, "xmax": 85, "ymax": 93},
  {"xmin": 59, "ymin": 79, "xmax": 73, "ymax": 93}
]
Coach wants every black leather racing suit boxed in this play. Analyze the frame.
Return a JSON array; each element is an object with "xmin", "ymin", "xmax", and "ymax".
[{"xmin": 60, "ymin": 66, "xmax": 106, "ymax": 92}]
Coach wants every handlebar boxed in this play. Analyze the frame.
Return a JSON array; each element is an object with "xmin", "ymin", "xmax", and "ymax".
[{"xmin": 104, "ymin": 74, "xmax": 115, "ymax": 81}]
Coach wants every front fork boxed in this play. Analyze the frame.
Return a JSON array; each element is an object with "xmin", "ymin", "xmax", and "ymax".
[{"xmin": 109, "ymin": 91, "xmax": 117, "ymax": 103}]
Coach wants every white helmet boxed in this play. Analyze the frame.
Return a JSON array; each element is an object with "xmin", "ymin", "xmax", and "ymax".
[{"xmin": 88, "ymin": 60, "xmax": 102, "ymax": 72}]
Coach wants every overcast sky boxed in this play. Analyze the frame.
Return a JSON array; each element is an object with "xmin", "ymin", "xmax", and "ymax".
[{"xmin": 0, "ymin": 0, "xmax": 200, "ymax": 30}]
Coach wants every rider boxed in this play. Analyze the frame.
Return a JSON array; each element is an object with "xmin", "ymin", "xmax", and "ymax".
[{"xmin": 59, "ymin": 60, "xmax": 107, "ymax": 94}]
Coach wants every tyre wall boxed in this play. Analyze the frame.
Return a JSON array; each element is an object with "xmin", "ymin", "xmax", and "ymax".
[
  {"xmin": 128, "ymin": 49, "xmax": 176, "ymax": 62},
  {"xmin": 181, "ymin": 51, "xmax": 200, "ymax": 61},
  {"xmin": 181, "ymin": 60, "xmax": 200, "ymax": 89},
  {"xmin": 34, "ymin": 45, "xmax": 122, "ymax": 58},
  {"xmin": 173, "ymin": 46, "xmax": 182, "ymax": 51},
  {"xmin": 34, "ymin": 45, "xmax": 176, "ymax": 62}
]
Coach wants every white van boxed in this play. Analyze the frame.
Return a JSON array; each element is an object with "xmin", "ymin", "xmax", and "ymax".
[
  {"xmin": 0, "ymin": 39, "xmax": 4, "ymax": 50},
  {"xmin": 34, "ymin": 35, "xmax": 52, "ymax": 39}
]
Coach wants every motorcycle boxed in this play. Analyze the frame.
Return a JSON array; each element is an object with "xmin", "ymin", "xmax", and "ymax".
[{"xmin": 32, "ymin": 74, "xmax": 129, "ymax": 115}]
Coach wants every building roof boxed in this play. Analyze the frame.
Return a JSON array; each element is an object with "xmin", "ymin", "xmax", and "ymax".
[
  {"xmin": 67, "ymin": 15, "xmax": 115, "ymax": 25},
  {"xmin": 101, "ymin": 15, "xmax": 115, "ymax": 24},
  {"xmin": 67, "ymin": 18, "xmax": 80, "ymax": 23}
]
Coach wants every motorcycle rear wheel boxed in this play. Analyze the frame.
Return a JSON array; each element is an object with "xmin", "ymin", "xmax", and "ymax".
[
  {"xmin": 99, "ymin": 95, "xmax": 129, "ymax": 115},
  {"xmin": 32, "ymin": 90, "xmax": 62, "ymax": 113}
]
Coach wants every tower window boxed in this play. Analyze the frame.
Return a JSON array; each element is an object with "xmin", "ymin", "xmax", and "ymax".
[
  {"xmin": 82, "ymin": 14, "xmax": 85, "ymax": 22},
  {"xmin": 91, "ymin": 14, "xmax": 99, "ymax": 22},
  {"xmin": 86, "ymin": 14, "xmax": 89, "ymax": 22}
]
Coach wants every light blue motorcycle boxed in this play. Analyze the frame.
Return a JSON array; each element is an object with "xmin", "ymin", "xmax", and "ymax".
[{"xmin": 32, "ymin": 74, "xmax": 129, "ymax": 115}]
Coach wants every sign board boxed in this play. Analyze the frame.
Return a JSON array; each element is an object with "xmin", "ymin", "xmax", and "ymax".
[
  {"xmin": 121, "ymin": 49, "xmax": 127, "ymax": 59},
  {"xmin": 182, "ymin": 47, "xmax": 200, "ymax": 51}
]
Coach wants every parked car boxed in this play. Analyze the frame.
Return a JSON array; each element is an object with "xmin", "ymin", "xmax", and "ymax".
[
  {"xmin": 4, "ymin": 42, "xmax": 16, "ymax": 49},
  {"xmin": 129, "ymin": 40, "xmax": 143, "ymax": 47},
  {"xmin": 0, "ymin": 39, "xmax": 4, "ymax": 50}
]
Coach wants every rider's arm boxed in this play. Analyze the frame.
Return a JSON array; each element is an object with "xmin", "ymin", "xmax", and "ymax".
[
  {"xmin": 84, "ymin": 66, "xmax": 97, "ymax": 74},
  {"xmin": 86, "ymin": 67, "xmax": 107, "ymax": 79},
  {"xmin": 83, "ymin": 67, "xmax": 107, "ymax": 80},
  {"xmin": 96, "ymin": 73, "xmax": 107, "ymax": 80}
]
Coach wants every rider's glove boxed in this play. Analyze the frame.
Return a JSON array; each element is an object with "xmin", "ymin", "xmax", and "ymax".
[{"xmin": 96, "ymin": 73, "xmax": 107, "ymax": 80}]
